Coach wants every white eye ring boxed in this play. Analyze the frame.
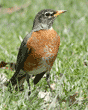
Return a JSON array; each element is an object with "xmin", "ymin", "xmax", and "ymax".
[
  {"xmin": 45, "ymin": 12, "xmax": 50, "ymax": 16},
  {"xmin": 45, "ymin": 12, "xmax": 54, "ymax": 17}
]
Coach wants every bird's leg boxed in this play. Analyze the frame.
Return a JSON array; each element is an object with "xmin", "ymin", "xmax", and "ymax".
[
  {"xmin": 26, "ymin": 74, "xmax": 31, "ymax": 95},
  {"xmin": 15, "ymin": 75, "xmax": 26, "ymax": 91},
  {"xmin": 46, "ymin": 72, "xmax": 52, "ymax": 91}
]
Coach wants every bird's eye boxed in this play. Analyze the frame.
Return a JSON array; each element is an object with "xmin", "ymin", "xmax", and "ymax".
[
  {"xmin": 45, "ymin": 12, "xmax": 50, "ymax": 16},
  {"xmin": 51, "ymin": 13, "xmax": 53, "ymax": 16},
  {"xmin": 51, "ymin": 12, "xmax": 56, "ymax": 16}
]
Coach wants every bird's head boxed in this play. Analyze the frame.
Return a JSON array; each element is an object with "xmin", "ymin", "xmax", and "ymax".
[{"xmin": 32, "ymin": 9, "xmax": 66, "ymax": 30}]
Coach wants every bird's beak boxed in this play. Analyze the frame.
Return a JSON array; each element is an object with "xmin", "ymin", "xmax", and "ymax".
[{"xmin": 54, "ymin": 10, "xmax": 67, "ymax": 17}]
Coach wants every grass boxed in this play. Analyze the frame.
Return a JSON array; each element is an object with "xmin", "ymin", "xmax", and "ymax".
[{"xmin": 0, "ymin": 0, "xmax": 88, "ymax": 109}]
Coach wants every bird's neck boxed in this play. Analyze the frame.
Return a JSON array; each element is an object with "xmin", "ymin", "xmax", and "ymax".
[
  {"xmin": 32, "ymin": 23, "xmax": 53, "ymax": 31},
  {"xmin": 49, "ymin": 26, "xmax": 53, "ymax": 30}
]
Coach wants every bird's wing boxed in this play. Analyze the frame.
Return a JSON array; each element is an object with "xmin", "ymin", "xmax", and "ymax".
[{"xmin": 15, "ymin": 32, "xmax": 32, "ymax": 72}]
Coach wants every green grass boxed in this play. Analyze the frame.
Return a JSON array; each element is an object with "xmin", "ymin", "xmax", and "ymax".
[{"xmin": 0, "ymin": 0, "xmax": 88, "ymax": 109}]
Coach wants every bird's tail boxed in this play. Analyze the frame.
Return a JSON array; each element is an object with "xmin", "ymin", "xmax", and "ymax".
[
  {"xmin": 0, "ymin": 61, "xmax": 26, "ymax": 91},
  {"xmin": 4, "ymin": 70, "xmax": 26, "ymax": 91}
]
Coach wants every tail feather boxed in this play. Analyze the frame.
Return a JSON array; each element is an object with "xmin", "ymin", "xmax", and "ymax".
[
  {"xmin": 0, "ymin": 61, "xmax": 26, "ymax": 91},
  {"xmin": 4, "ymin": 71, "xmax": 26, "ymax": 91}
]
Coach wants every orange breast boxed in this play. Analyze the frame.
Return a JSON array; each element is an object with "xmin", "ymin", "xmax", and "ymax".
[{"xmin": 23, "ymin": 29, "xmax": 60, "ymax": 72}]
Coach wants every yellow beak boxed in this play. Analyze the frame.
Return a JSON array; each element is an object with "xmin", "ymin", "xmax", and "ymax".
[{"xmin": 54, "ymin": 10, "xmax": 67, "ymax": 17}]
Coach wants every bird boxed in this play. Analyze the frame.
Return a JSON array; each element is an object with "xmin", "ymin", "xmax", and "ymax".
[{"xmin": 4, "ymin": 9, "xmax": 66, "ymax": 94}]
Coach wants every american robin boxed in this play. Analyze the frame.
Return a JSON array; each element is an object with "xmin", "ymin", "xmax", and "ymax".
[{"xmin": 5, "ymin": 9, "xmax": 66, "ymax": 94}]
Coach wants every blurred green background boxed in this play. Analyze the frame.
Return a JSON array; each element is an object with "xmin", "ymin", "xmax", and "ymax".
[{"xmin": 0, "ymin": 0, "xmax": 88, "ymax": 109}]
